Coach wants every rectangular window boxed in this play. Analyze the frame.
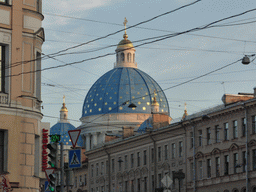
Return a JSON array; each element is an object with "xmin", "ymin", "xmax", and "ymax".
[
  {"xmin": 137, "ymin": 152, "xmax": 140, "ymax": 167},
  {"xmin": 151, "ymin": 175, "xmax": 154, "ymax": 192},
  {"xmin": 118, "ymin": 157, "xmax": 122, "ymax": 171},
  {"xmin": 224, "ymin": 123, "xmax": 229, "ymax": 140},
  {"xmin": 144, "ymin": 177, "xmax": 147, "ymax": 192},
  {"xmin": 84, "ymin": 174, "xmax": 87, "ymax": 185},
  {"xmin": 207, "ymin": 159, "xmax": 211, "ymax": 178},
  {"xmin": 216, "ymin": 157, "xmax": 220, "ymax": 177},
  {"xmin": 96, "ymin": 163, "xmax": 99, "ymax": 176},
  {"xmin": 234, "ymin": 153, "xmax": 238, "ymax": 173},
  {"xmin": 0, "ymin": 130, "xmax": 6, "ymax": 173},
  {"xmin": 252, "ymin": 116, "xmax": 256, "ymax": 134},
  {"xmin": 158, "ymin": 174, "xmax": 162, "ymax": 188},
  {"xmin": 158, "ymin": 147, "xmax": 161, "ymax": 162},
  {"xmin": 164, "ymin": 145, "xmax": 168, "ymax": 160},
  {"xmin": 101, "ymin": 162, "xmax": 104, "ymax": 175},
  {"xmin": 198, "ymin": 161, "xmax": 203, "ymax": 180},
  {"xmin": 111, "ymin": 159, "xmax": 115, "ymax": 173},
  {"xmin": 215, "ymin": 125, "xmax": 220, "ymax": 143},
  {"xmin": 75, "ymin": 177, "xmax": 77, "ymax": 188},
  {"xmin": 125, "ymin": 155, "xmax": 128, "ymax": 169},
  {"xmin": 131, "ymin": 180, "xmax": 134, "ymax": 192},
  {"xmin": 131, "ymin": 154, "xmax": 134, "ymax": 168},
  {"xmin": 137, "ymin": 178, "xmax": 140, "ymax": 192},
  {"xmin": 190, "ymin": 132, "xmax": 194, "ymax": 148},
  {"xmin": 207, "ymin": 128, "xmax": 211, "ymax": 145},
  {"xmin": 233, "ymin": 120, "xmax": 238, "ymax": 139},
  {"xmin": 179, "ymin": 141, "xmax": 183, "ymax": 157},
  {"xmin": 253, "ymin": 149, "xmax": 256, "ymax": 170},
  {"xmin": 171, "ymin": 143, "xmax": 176, "ymax": 159},
  {"xmin": 190, "ymin": 162, "xmax": 194, "ymax": 180},
  {"xmin": 143, "ymin": 150, "xmax": 147, "ymax": 165},
  {"xmin": 242, "ymin": 151, "xmax": 246, "ymax": 172},
  {"xmin": 151, "ymin": 148, "xmax": 154, "ymax": 163},
  {"xmin": 198, "ymin": 130, "xmax": 202, "ymax": 146},
  {"xmin": 0, "ymin": 45, "xmax": 6, "ymax": 92},
  {"xmin": 91, "ymin": 165, "xmax": 94, "ymax": 177},
  {"xmin": 125, "ymin": 181, "xmax": 128, "ymax": 192},
  {"xmin": 224, "ymin": 155, "xmax": 229, "ymax": 175},
  {"xmin": 242, "ymin": 118, "xmax": 246, "ymax": 137}
]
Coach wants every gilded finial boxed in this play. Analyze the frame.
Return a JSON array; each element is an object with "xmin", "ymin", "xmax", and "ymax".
[
  {"xmin": 123, "ymin": 17, "xmax": 128, "ymax": 40},
  {"xmin": 61, "ymin": 95, "xmax": 68, "ymax": 111},
  {"xmin": 182, "ymin": 102, "xmax": 188, "ymax": 120},
  {"xmin": 63, "ymin": 95, "xmax": 65, "ymax": 104}
]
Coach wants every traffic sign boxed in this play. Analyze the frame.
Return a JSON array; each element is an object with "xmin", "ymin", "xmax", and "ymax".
[
  {"xmin": 68, "ymin": 149, "xmax": 82, "ymax": 168},
  {"xmin": 44, "ymin": 168, "xmax": 55, "ymax": 181},
  {"xmin": 68, "ymin": 129, "xmax": 81, "ymax": 148},
  {"xmin": 161, "ymin": 175, "xmax": 172, "ymax": 188},
  {"xmin": 44, "ymin": 181, "xmax": 51, "ymax": 192}
]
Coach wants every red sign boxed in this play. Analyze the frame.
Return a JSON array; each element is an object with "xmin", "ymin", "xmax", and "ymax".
[
  {"xmin": 42, "ymin": 129, "xmax": 48, "ymax": 171},
  {"xmin": 68, "ymin": 129, "xmax": 81, "ymax": 148},
  {"xmin": 0, "ymin": 175, "xmax": 11, "ymax": 192}
]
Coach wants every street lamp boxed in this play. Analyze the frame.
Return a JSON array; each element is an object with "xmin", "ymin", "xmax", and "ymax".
[{"xmin": 242, "ymin": 55, "xmax": 250, "ymax": 65}]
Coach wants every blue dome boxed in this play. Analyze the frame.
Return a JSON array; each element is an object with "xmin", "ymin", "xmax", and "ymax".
[
  {"xmin": 50, "ymin": 122, "xmax": 83, "ymax": 147},
  {"xmin": 137, "ymin": 117, "xmax": 153, "ymax": 133},
  {"xmin": 82, "ymin": 67, "xmax": 169, "ymax": 117}
]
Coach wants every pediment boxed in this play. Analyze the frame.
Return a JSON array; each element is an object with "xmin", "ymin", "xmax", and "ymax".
[
  {"xmin": 141, "ymin": 167, "xmax": 148, "ymax": 176},
  {"xmin": 35, "ymin": 27, "xmax": 45, "ymax": 42},
  {"xmin": 229, "ymin": 143, "xmax": 239, "ymax": 151},
  {"xmin": 162, "ymin": 162, "xmax": 170, "ymax": 170},
  {"xmin": 195, "ymin": 152, "xmax": 204, "ymax": 159},
  {"xmin": 248, "ymin": 139, "xmax": 256, "ymax": 147},
  {"xmin": 211, "ymin": 148, "xmax": 221, "ymax": 155}
]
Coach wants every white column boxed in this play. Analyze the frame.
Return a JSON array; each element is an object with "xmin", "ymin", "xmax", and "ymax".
[
  {"xmin": 86, "ymin": 134, "xmax": 90, "ymax": 151},
  {"xmin": 92, "ymin": 133, "xmax": 98, "ymax": 148}
]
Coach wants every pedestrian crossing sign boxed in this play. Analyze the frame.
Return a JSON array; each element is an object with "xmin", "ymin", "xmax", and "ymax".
[{"xmin": 68, "ymin": 149, "xmax": 82, "ymax": 168}]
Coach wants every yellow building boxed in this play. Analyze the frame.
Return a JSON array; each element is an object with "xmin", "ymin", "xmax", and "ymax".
[{"xmin": 0, "ymin": 0, "xmax": 44, "ymax": 191}]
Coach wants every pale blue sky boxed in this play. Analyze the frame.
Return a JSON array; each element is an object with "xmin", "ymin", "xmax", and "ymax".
[{"xmin": 41, "ymin": 0, "xmax": 256, "ymax": 127}]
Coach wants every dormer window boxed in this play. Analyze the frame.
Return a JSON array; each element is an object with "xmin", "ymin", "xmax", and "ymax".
[{"xmin": 121, "ymin": 53, "xmax": 125, "ymax": 62}]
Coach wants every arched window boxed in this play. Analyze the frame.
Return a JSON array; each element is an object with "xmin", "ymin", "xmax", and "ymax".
[
  {"xmin": 241, "ymin": 188, "xmax": 246, "ymax": 192},
  {"xmin": 127, "ymin": 53, "xmax": 131, "ymax": 62},
  {"xmin": 133, "ymin": 53, "xmax": 135, "ymax": 63},
  {"xmin": 116, "ymin": 54, "xmax": 119, "ymax": 63},
  {"xmin": 232, "ymin": 189, "xmax": 239, "ymax": 192},
  {"xmin": 121, "ymin": 53, "xmax": 125, "ymax": 62}
]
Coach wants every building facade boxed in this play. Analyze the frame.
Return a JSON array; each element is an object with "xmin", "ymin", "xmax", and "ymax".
[
  {"xmin": 184, "ymin": 92, "xmax": 256, "ymax": 192},
  {"xmin": 85, "ymin": 120, "xmax": 186, "ymax": 192},
  {"xmin": 0, "ymin": 0, "xmax": 44, "ymax": 191}
]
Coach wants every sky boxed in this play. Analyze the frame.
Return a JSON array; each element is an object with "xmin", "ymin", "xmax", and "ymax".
[{"xmin": 41, "ymin": 0, "xmax": 256, "ymax": 128}]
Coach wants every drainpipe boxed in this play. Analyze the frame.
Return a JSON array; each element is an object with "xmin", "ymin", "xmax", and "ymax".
[
  {"xmin": 103, "ymin": 146, "xmax": 111, "ymax": 192},
  {"xmin": 193, "ymin": 125, "xmax": 196, "ymax": 192},
  {"xmin": 149, "ymin": 133, "xmax": 157, "ymax": 191},
  {"xmin": 243, "ymin": 104, "xmax": 249, "ymax": 192}
]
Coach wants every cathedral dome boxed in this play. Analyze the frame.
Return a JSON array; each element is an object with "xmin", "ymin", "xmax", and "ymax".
[{"xmin": 82, "ymin": 67, "xmax": 169, "ymax": 117}]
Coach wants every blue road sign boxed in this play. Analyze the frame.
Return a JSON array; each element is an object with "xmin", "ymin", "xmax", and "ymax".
[
  {"xmin": 68, "ymin": 149, "xmax": 82, "ymax": 168},
  {"xmin": 44, "ymin": 181, "xmax": 51, "ymax": 192}
]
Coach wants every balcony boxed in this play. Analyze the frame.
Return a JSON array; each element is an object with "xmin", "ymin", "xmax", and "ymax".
[{"xmin": 0, "ymin": 92, "xmax": 8, "ymax": 106}]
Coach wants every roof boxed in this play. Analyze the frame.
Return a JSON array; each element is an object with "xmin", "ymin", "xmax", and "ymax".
[{"xmin": 82, "ymin": 67, "xmax": 169, "ymax": 117}]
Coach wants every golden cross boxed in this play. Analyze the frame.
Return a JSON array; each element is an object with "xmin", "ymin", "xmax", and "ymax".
[
  {"xmin": 184, "ymin": 103, "xmax": 187, "ymax": 111},
  {"xmin": 123, "ymin": 17, "xmax": 128, "ymax": 34},
  {"xmin": 63, "ymin": 95, "xmax": 65, "ymax": 104}
]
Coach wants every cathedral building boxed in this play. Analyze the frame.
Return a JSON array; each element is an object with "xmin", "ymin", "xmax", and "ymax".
[
  {"xmin": 0, "ymin": 0, "xmax": 45, "ymax": 191},
  {"xmin": 78, "ymin": 19, "xmax": 171, "ymax": 151}
]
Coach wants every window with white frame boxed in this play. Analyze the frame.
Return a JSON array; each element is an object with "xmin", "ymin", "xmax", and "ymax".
[
  {"xmin": 233, "ymin": 120, "xmax": 238, "ymax": 139},
  {"xmin": 207, "ymin": 128, "xmax": 211, "ymax": 145},
  {"xmin": 224, "ymin": 155, "xmax": 229, "ymax": 175},
  {"xmin": 207, "ymin": 159, "xmax": 211, "ymax": 178},
  {"xmin": 198, "ymin": 130, "xmax": 202, "ymax": 146},
  {"xmin": 242, "ymin": 118, "xmax": 246, "ymax": 137},
  {"xmin": 234, "ymin": 153, "xmax": 238, "ymax": 173},
  {"xmin": 216, "ymin": 157, "xmax": 220, "ymax": 177},
  {"xmin": 198, "ymin": 161, "xmax": 203, "ymax": 179},
  {"xmin": 171, "ymin": 143, "xmax": 176, "ymax": 159},
  {"xmin": 215, "ymin": 125, "xmax": 220, "ymax": 143},
  {"xmin": 224, "ymin": 122, "xmax": 229, "ymax": 140},
  {"xmin": 179, "ymin": 141, "xmax": 183, "ymax": 157}
]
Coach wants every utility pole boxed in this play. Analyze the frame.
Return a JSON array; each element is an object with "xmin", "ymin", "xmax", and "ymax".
[{"xmin": 60, "ymin": 142, "xmax": 64, "ymax": 192}]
